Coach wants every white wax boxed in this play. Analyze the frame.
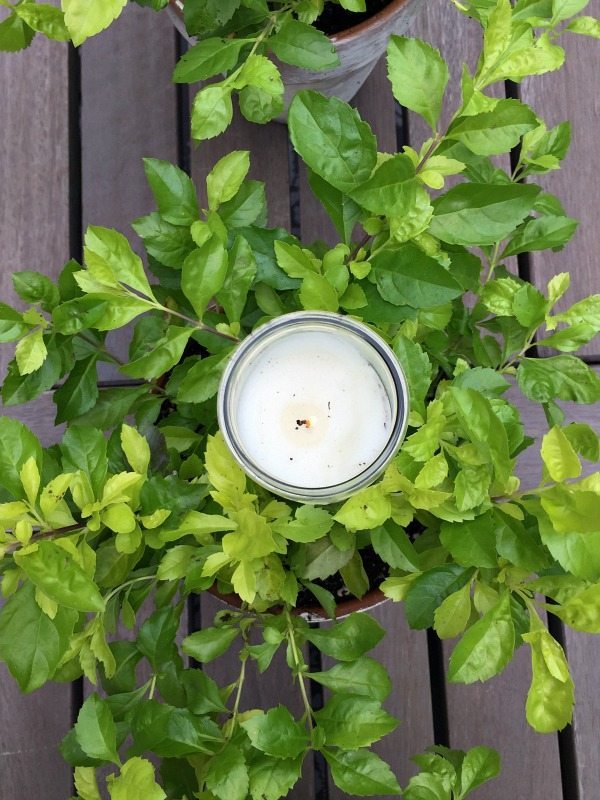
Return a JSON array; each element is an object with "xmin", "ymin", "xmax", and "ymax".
[{"xmin": 233, "ymin": 329, "xmax": 393, "ymax": 488}]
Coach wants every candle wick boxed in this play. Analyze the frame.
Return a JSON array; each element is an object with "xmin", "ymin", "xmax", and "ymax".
[{"xmin": 296, "ymin": 419, "xmax": 311, "ymax": 428}]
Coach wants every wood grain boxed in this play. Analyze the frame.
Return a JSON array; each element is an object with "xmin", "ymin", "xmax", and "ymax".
[
  {"xmin": 0, "ymin": 38, "xmax": 70, "ymax": 381},
  {"xmin": 519, "ymin": 0, "xmax": 600, "ymax": 359},
  {"xmin": 80, "ymin": 3, "xmax": 179, "ymax": 376},
  {"xmin": 0, "ymin": 33, "xmax": 73, "ymax": 800}
]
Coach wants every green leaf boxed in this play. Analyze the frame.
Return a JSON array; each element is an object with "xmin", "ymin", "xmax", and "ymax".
[
  {"xmin": 0, "ymin": 418, "xmax": 42, "ymax": 498},
  {"xmin": 191, "ymin": 85, "xmax": 233, "ymax": 141},
  {"xmin": 324, "ymin": 749, "xmax": 401, "ymax": 796},
  {"xmin": 566, "ymin": 15, "xmax": 600, "ymax": 36},
  {"xmin": 434, "ymin": 583, "xmax": 472, "ymax": 640},
  {"xmin": 538, "ymin": 324, "xmax": 598, "ymax": 352},
  {"xmin": 120, "ymin": 326, "xmax": 192, "ymax": 380},
  {"xmin": 216, "ymin": 235, "xmax": 257, "ymax": 322},
  {"xmin": 181, "ymin": 238, "xmax": 229, "ymax": 321},
  {"xmin": 54, "ymin": 355, "xmax": 98, "ymax": 424},
  {"xmin": 0, "ymin": 582, "xmax": 77, "ymax": 692},
  {"xmin": 60, "ymin": 427, "xmax": 107, "ymax": 495},
  {"xmin": 447, "ymin": 99, "xmax": 538, "ymax": 156},
  {"xmin": 310, "ymin": 657, "xmax": 392, "ymax": 701},
  {"xmin": 71, "ymin": 385, "xmax": 148, "ymax": 429},
  {"xmin": 173, "ymin": 37, "xmax": 247, "ymax": 83},
  {"xmin": 371, "ymin": 522, "xmax": 421, "ymax": 571},
  {"xmin": 84, "ymin": 226, "xmax": 155, "ymax": 300},
  {"xmin": 13, "ymin": 270, "xmax": 60, "ymax": 309},
  {"xmin": 523, "ymin": 628, "xmax": 574, "ymax": 732},
  {"xmin": 137, "ymin": 606, "xmax": 180, "ymax": 671},
  {"xmin": 333, "ymin": 485, "xmax": 391, "ymax": 531},
  {"xmin": 206, "ymin": 742, "xmax": 249, "ymax": 800},
  {"xmin": 16, "ymin": 328, "xmax": 47, "ymax": 375},
  {"xmin": 237, "ymin": 55, "xmax": 284, "ymax": 123},
  {"xmin": 13, "ymin": 3, "xmax": 68, "ymax": 40},
  {"xmin": 392, "ymin": 336, "xmax": 432, "ymax": 416},
  {"xmin": 440, "ymin": 515, "xmax": 498, "ymax": 568},
  {"xmin": 540, "ymin": 426, "xmax": 581, "ymax": 482},
  {"xmin": 15, "ymin": 542, "xmax": 105, "ymax": 613},
  {"xmin": 120, "ymin": 424, "xmax": 150, "ymax": 475},
  {"xmin": 176, "ymin": 351, "xmax": 231, "ymax": 404},
  {"xmin": 206, "ymin": 151, "xmax": 251, "ymax": 211},
  {"xmin": 269, "ymin": 17, "xmax": 339, "ymax": 70},
  {"xmin": 314, "ymin": 694, "xmax": 398, "ymax": 748},
  {"xmin": 387, "ymin": 35, "xmax": 448, "ymax": 131},
  {"xmin": 299, "ymin": 535, "xmax": 354, "ymax": 581},
  {"xmin": 131, "ymin": 700, "xmax": 222, "ymax": 757},
  {"xmin": 143, "ymin": 159, "xmax": 199, "ymax": 226},
  {"xmin": 372, "ymin": 245, "xmax": 462, "ymax": 308},
  {"xmin": 550, "ymin": 584, "xmax": 600, "ymax": 633},
  {"xmin": 276, "ymin": 505, "xmax": 334, "ymax": 543},
  {"xmin": 300, "ymin": 272, "xmax": 339, "ymax": 311},
  {"xmin": 307, "ymin": 169, "xmax": 361, "ymax": 244},
  {"xmin": 404, "ymin": 565, "xmax": 474, "ymax": 630},
  {"xmin": 502, "ymin": 214, "xmax": 579, "ymax": 257},
  {"xmin": 74, "ymin": 766, "xmax": 102, "ymax": 800},
  {"xmin": 0, "ymin": 301, "xmax": 30, "ymax": 342},
  {"xmin": 248, "ymin": 754, "xmax": 303, "ymax": 800},
  {"xmin": 132, "ymin": 212, "xmax": 195, "ymax": 268},
  {"xmin": 107, "ymin": 757, "xmax": 166, "ymax": 800},
  {"xmin": 459, "ymin": 746, "xmax": 501, "ymax": 796},
  {"xmin": 448, "ymin": 593, "xmax": 515, "ymax": 683},
  {"xmin": 0, "ymin": 12, "xmax": 35, "ymax": 51},
  {"xmin": 350, "ymin": 154, "xmax": 417, "ymax": 216},
  {"xmin": 430, "ymin": 183, "xmax": 540, "ymax": 246},
  {"xmin": 306, "ymin": 612, "xmax": 385, "ymax": 660},
  {"xmin": 289, "ymin": 91, "xmax": 377, "ymax": 194},
  {"xmin": 62, "ymin": 0, "xmax": 127, "ymax": 45},
  {"xmin": 182, "ymin": 625, "xmax": 239, "ymax": 663},
  {"xmin": 538, "ymin": 501, "xmax": 600, "ymax": 580},
  {"xmin": 241, "ymin": 706, "xmax": 308, "ymax": 759},
  {"xmin": 75, "ymin": 694, "xmax": 120, "ymax": 765},
  {"xmin": 517, "ymin": 356, "xmax": 600, "ymax": 403}
]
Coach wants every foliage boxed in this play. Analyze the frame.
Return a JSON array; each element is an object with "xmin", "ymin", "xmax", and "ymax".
[
  {"xmin": 0, "ymin": 0, "xmax": 599, "ymax": 797},
  {"xmin": 0, "ymin": 0, "xmax": 362, "ymax": 136}
]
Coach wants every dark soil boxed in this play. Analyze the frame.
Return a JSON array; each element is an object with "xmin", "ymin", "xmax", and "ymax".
[
  {"xmin": 315, "ymin": 0, "xmax": 393, "ymax": 36},
  {"xmin": 297, "ymin": 545, "xmax": 389, "ymax": 608}
]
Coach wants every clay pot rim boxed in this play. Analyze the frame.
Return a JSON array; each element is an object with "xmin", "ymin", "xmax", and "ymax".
[
  {"xmin": 208, "ymin": 584, "xmax": 387, "ymax": 623},
  {"xmin": 169, "ymin": 0, "xmax": 411, "ymax": 47}
]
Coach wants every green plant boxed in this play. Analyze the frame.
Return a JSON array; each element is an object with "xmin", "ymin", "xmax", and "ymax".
[
  {"xmin": 0, "ymin": 0, "xmax": 367, "ymax": 138},
  {"xmin": 1, "ymin": 0, "xmax": 600, "ymax": 796}
]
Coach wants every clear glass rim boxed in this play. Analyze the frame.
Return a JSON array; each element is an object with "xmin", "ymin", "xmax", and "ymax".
[{"xmin": 217, "ymin": 311, "xmax": 410, "ymax": 504}]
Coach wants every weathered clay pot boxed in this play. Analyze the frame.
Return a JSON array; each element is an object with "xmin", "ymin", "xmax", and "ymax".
[
  {"xmin": 168, "ymin": 0, "xmax": 424, "ymax": 118},
  {"xmin": 209, "ymin": 584, "xmax": 387, "ymax": 623}
]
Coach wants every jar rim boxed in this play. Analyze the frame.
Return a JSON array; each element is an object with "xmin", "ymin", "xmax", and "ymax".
[{"xmin": 217, "ymin": 311, "xmax": 410, "ymax": 504}]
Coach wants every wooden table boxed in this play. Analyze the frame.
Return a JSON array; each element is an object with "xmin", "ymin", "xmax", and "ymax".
[{"xmin": 1, "ymin": 1, "xmax": 599, "ymax": 797}]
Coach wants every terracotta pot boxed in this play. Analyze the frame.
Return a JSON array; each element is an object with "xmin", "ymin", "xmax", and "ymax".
[
  {"xmin": 168, "ymin": 0, "xmax": 425, "ymax": 119},
  {"xmin": 208, "ymin": 584, "xmax": 387, "ymax": 623}
]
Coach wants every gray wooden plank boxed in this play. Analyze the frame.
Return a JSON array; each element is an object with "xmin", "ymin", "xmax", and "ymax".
[
  {"xmin": 519, "ymin": 0, "xmax": 600, "ymax": 359},
  {"xmin": 563, "ymin": 630, "xmax": 600, "ymax": 800},
  {"xmin": 0, "ymin": 38, "xmax": 70, "ymax": 382},
  {"xmin": 80, "ymin": 3, "xmax": 179, "ymax": 376},
  {"xmin": 0, "ymin": 33, "xmax": 73, "ymax": 799},
  {"xmin": 1, "ymin": 392, "xmax": 65, "ymax": 446}
]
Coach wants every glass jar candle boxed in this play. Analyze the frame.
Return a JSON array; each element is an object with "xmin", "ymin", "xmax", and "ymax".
[{"xmin": 217, "ymin": 311, "xmax": 409, "ymax": 504}]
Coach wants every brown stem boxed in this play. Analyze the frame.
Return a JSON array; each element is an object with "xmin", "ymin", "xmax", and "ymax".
[{"xmin": 6, "ymin": 524, "xmax": 85, "ymax": 554}]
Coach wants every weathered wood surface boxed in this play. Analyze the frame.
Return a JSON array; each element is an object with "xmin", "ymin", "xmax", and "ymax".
[
  {"xmin": 0, "ymin": 0, "xmax": 599, "ymax": 797},
  {"xmin": 0, "ymin": 33, "xmax": 73, "ymax": 800}
]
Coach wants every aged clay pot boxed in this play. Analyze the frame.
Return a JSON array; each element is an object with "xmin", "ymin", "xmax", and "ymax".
[
  {"xmin": 208, "ymin": 584, "xmax": 387, "ymax": 623},
  {"xmin": 168, "ymin": 0, "xmax": 424, "ymax": 119}
]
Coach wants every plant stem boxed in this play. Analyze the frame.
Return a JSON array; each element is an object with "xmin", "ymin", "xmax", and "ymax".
[
  {"xmin": 159, "ymin": 305, "xmax": 240, "ymax": 343},
  {"xmin": 148, "ymin": 675, "xmax": 157, "ymax": 700},
  {"xmin": 228, "ymin": 654, "xmax": 248, "ymax": 738},
  {"xmin": 285, "ymin": 610, "xmax": 314, "ymax": 731},
  {"xmin": 104, "ymin": 574, "xmax": 156, "ymax": 605},
  {"xmin": 5, "ymin": 523, "xmax": 84, "ymax": 554}
]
